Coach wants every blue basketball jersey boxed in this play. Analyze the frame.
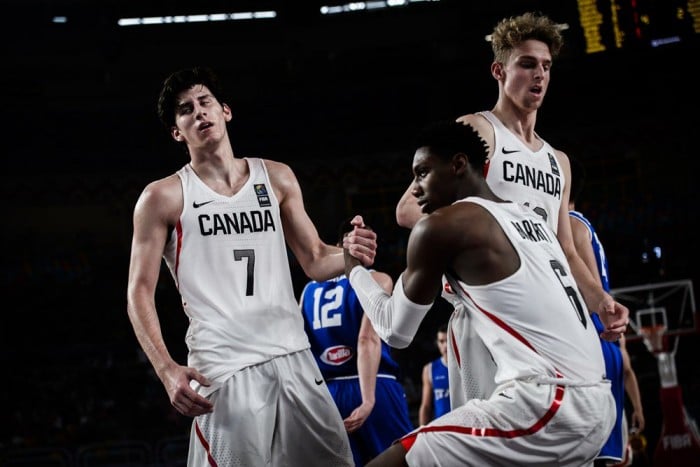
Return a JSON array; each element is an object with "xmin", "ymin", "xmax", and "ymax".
[
  {"xmin": 569, "ymin": 210, "xmax": 610, "ymax": 292},
  {"xmin": 299, "ymin": 275, "xmax": 401, "ymax": 379},
  {"xmin": 592, "ymin": 312, "xmax": 625, "ymax": 461},
  {"xmin": 300, "ymin": 274, "xmax": 413, "ymax": 466},
  {"xmin": 570, "ymin": 210, "xmax": 624, "ymax": 461},
  {"xmin": 430, "ymin": 357, "xmax": 451, "ymax": 419}
]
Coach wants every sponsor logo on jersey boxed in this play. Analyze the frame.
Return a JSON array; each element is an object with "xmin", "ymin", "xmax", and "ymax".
[
  {"xmin": 254, "ymin": 183, "xmax": 272, "ymax": 207},
  {"xmin": 198, "ymin": 209, "xmax": 276, "ymax": 236},
  {"xmin": 192, "ymin": 200, "xmax": 214, "ymax": 209},
  {"xmin": 321, "ymin": 345, "xmax": 354, "ymax": 366},
  {"xmin": 501, "ymin": 160, "xmax": 561, "ymax": 198},
  {"xmin": 501, "ymin": 147, "xmax": 519, "ymax": 154},
  {"xmin": 547, "ymin": 152, "xmax": 560, "ymax": 176}
]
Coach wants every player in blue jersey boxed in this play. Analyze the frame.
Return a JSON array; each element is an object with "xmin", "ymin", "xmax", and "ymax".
[
  {"xmin": 418, "ymin": 323, "xmax": 450, "ymax": 426},
  {"xmin": 299, "ymin": 218, "xmax": 414, "ymax": 466},
  {"xmin": 568, "ymin": 156, "xmax": 645, "ymax": 466}
]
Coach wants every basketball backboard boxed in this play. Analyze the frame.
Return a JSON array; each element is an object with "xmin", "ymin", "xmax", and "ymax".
[{"xmin": 610, "ymin": 279, "xmax": 697, "ymax": 352}]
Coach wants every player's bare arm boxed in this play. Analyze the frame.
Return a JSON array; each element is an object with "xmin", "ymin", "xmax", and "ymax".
[
  {"xmin": 395, "ymin": 182, "xmax": 423, "ymax": 229},
  {"xmin": 570, "ymin": 216, "xmax": 604, "ymax": 289},
  {"xmin": 127, "ymin": 176, "xmax": 213, "ymax": 417},
  {"xmin": 345, "ymin": 271, "xmax": 392, "ymax": 432},
  {"xmin": 620, "ymin": 335, "xmax": 645, "ymax": 432},
  {"xmin": 266, "ymin": 159, "xmax": 376, "ymax": 281},
  {"xmin": 400, "ymin": 213, "xmax": 454, "ymax": 306},
  {"xmin": 555, "ymin": 151, "xmax": 629, "ymax": 338},
  {"xmin": 345, "ymin": 313, "xmax": 381, "ymax": 433},
  {"xmin": 418, "ymin": 363, "xmax": 434, "ymax": 426}
]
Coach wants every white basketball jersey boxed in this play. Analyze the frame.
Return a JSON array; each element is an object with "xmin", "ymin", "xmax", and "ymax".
[
  {"xmin": 163, "ymin": 158, "xmax": 309, "ymax": 396},
  {"xmin": 446, "ymin": 197, "xmax": 605, "ymax": 385},
  {"xmin": 479, "ymin": 110, "xmax": 564, "ymax": 233}
]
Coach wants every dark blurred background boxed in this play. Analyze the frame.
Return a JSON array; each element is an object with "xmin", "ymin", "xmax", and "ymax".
[{"xmin": 2, "ymin": 0, "xmax": 699, "ymax": 465}]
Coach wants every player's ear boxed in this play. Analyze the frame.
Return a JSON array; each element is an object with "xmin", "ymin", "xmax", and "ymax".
[
  {"xmin": 171, "ymin": 126, "xmax": 184, "ymax": 142},
  {"xmin": 491, "ymin": 61, "xmax": 504, "ymax": 80},
  {"xmin": 222, "ymin": 103, "xmax": 233, "ymax": 122},
  {"xmin": 453, "ymin": 152, "xmax": 468, "ymax": 175}
]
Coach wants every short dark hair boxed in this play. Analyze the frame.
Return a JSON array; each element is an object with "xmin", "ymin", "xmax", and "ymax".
[
  {"xmin": 413, "ymin": 121, "xmax": 489, "ymax": 173},
  {"xmin": 438, "ymin": 323, "xmax": 448, "ymax": 334},
  {"xmin": 157, "ymin": 66, "xmax": 226, "ymax": 128}
]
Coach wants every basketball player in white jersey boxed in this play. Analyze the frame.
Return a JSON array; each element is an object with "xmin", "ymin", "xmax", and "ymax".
[
  {"xmin": 346, "ymin": 120, "xmax": 616, "ymax": 466},
  {"xmin": 395, "ymin": 13, "xmax": 628, "ymax": 408},
  {"xmin": 126, "ymin": 66, "xmax": 377, "ymax": 467},
  {"xmin": 396, "ymin": 12, "xmax": 628, "ymax": 340}
]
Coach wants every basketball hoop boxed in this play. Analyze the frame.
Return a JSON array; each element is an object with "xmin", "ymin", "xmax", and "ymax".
[{"xmin": 639, "ymin": 324, "xmax": 667, "ymax": 353}]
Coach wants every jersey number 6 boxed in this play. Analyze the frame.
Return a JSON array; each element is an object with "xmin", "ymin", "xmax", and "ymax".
[{"xmin": 549, "ymin": 259, "xmax": 587, "ymax": 328}]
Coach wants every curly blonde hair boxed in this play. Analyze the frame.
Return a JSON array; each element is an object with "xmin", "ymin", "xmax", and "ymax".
[{"xmin": 490, "ymin": 12, "xmax": 563, "ymax": 63}]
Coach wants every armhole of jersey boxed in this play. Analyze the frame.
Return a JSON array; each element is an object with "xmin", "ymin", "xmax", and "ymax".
[{"xmin": 168, "ymin": 169, "xmax": 186, "ymax": 248}]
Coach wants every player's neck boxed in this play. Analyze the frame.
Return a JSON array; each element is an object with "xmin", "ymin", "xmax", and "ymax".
[
  {"xmin": 189, "ymin": 156, "xmax": 250, "ymax": 196},
  {"xmin": 491, "ymin": 103, "xmax": 538, "ymax": 142}
]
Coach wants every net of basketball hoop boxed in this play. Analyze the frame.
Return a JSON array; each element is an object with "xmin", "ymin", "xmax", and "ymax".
[{"xmin": 639, "ymin": 323, "xmax": 667, "ymax": 354}]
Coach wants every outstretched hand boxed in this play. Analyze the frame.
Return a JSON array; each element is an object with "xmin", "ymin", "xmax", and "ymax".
[
  {"xmin": 162, "ymin": 364, "xmax": 213, "ymax": 417},
  {"xmin": 343, "ymin": 215, "xmax": 377, "ymax": 268},
  {"xmin": 597, "ymin": 292, "xmax": 629, "ymax": 342}
]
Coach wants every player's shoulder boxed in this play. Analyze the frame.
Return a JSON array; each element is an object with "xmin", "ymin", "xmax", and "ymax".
[
  {"xmin": 413, "ymin": 203, "xmax": 484, "ymax": 248},
  {"xmin": 259, "ymin": 157, "xmax": 292, "ymax": 173},
  {"xmin": 260, "ymin": 158, "xmax": 297, "ymax": 186},
  {"xmin": 133, "ymin": 173, "xmax": 183, "ymax": 223},
  {"xmin": 550, "ymin": 147, "xmax": 569, "ymax": 166},
  {"xmin": 455, "ymin": 113, "xmax": 489, "ymax": 131},
  {"xmin": 139, "ymin": 173, "xmax": 181, "ymax": 205}
]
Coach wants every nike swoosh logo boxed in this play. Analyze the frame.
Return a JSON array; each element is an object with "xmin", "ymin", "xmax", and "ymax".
[
  {"xmin": 315, "ymin": 378, "xmax": 324, "ymax": 385},
  {"xmin": 192, "ymin": 200, "xmax": 214, "ymax": 208},
  {"xmin": 501, "ymin": 147, "xmax": 520, "ymax": 154}
]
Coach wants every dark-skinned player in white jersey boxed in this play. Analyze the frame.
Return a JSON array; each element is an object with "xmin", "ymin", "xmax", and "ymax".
[{"xmin": 344, "ymin": 120, "xmax": 619, "ymax": 466}]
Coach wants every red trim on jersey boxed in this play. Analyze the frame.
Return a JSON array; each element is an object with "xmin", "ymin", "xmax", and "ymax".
[
  {"xmin": 452, "ymin": 281, "xmax": 537, "ymax": 352},
  {"xmin": 400, "ymin": 433, "xmax": 418, "ymax": 452},
  {"xmin": 450, "ymin": 326, "xmax": 461, "ymax": 368},
  {"xmin": 416, "ymin": 383, "xmax": 565, "ymax": 438},
  {"xmin": 421, "ymin": 278, "xmax": 568, "ymax": 442},
  {"xmin": 483, "ymin": 158, "xmax": 491, "ymax": 178},
  {"xmin": 175, "ymin": 220, "xmax": 183, "ymax": 281},
  {"xmin": 194, "ymin": 421, "xmax": 219, "ymax": 466}
]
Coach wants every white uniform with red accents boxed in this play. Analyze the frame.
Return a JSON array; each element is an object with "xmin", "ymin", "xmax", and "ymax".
[
  {"xmin": 404, "ymin": 197, "xmax": 613, "ymax": 466},
  {"xmin": 163, "ymin": 158, "xmax": 353, "ymax": 467},
  {"xmin": 447, "ymin": 111, "xmax": 566, "ymax": 407}
]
